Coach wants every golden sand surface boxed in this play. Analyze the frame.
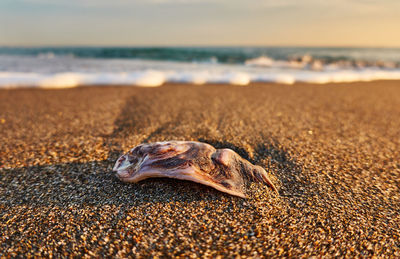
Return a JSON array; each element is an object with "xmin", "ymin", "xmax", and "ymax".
[{"xmin": 1, "ymin": 81, "xmax": 400, "ymax": 257}]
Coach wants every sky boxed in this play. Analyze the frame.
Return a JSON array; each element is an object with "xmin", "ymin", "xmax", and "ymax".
[{"xmin": 1, "ymin": 0, "xmax": 400, "ymax": 47}]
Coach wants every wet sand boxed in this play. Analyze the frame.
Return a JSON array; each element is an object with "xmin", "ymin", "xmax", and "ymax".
[{"xmin": 1, "ymin": 81, "xmax": 400, "ymax": 257}]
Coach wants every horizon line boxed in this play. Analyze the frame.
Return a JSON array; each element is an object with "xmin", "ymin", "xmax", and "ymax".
[{"xmin": 1, "ymin": 44, "xmax": 400, "ymax": 49}]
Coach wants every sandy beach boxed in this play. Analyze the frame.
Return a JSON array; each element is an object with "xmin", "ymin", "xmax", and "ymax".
[{"xmin": 1, "ymin": 81, "xmax": 400, "ymax": 257}]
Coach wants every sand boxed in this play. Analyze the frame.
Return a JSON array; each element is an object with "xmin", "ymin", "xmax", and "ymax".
[{"xmin": 1, "ymin": 81, "xmax": 400, "ymax": 257}]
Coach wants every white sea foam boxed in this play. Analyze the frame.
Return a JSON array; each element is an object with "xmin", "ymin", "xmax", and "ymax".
[
  {"xmin": 245, "ymin": 56, "xmax": 275, "ymax": 67},
  {"xmin": 0, "ymin": 71, "xmax": 167, "ymax": 88},
  {"xmin": 1, "ymin": 55, "xmax": 400, "ymax": 89}
]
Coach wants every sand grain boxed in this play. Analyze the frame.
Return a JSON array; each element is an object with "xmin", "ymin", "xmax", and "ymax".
[{"xmin": 1, "ymin": 82, "xmax": 400, "ymax": 257}]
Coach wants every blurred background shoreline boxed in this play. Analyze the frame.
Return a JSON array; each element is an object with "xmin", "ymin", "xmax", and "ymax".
[{"xmin": 1, "ymin": 46, "xmax": 400, "ymax": 88}]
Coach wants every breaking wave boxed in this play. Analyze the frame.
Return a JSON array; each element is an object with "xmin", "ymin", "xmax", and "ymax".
[{"xmin": 1, "ymin": 52, "xmax": 400, "ymax": 89}]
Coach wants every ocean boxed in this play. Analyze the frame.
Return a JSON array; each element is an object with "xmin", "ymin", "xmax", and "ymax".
[{"xmin": 1, "ymin": 46, "xmax": 400, "ymax": 88}]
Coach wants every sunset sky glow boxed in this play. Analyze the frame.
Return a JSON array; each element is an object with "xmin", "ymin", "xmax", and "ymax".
[{"xmin": 1, "ymin": 0, "xmax": 399, "ymax": 47}]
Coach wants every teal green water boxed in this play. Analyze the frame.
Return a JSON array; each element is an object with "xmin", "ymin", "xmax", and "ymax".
[{"xmin": 1, "ymin": 47, "xmax": 399, "ymax": 65}]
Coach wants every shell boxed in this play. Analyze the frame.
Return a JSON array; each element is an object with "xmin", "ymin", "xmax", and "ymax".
[{"xmin": 113, "ymin": 141, "xmax": 277, "ymax": 198}]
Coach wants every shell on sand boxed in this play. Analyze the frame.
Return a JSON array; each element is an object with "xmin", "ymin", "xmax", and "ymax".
[{"xmin": 113, "ymin": 141, "xmax": 277, "ymax": 198}]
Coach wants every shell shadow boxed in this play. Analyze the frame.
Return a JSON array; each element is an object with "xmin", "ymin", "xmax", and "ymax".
[
  {"xmin": 254, "ymin": 140, "xmax": 310, "ymax": 198},
  {"xmin": 0, "ymin": 149, "xmax": 239, "ymax": 208},
  {"xmin": 0, "ymin": 162, "xmax": 235, "ymax": 208}
]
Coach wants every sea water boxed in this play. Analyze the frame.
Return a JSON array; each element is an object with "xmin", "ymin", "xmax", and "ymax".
[{"xmin": 1, "ymin": 47, "xmax": 400, "ymax": 88}]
